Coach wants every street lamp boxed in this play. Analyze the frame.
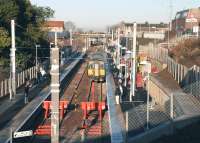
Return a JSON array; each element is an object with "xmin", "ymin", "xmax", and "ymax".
[
  {"xmin": 146, "ymin": 62, "xmax": 151, "ymax": 130},
  {"xmin": 35, "ymin": 44, "xmax": 40, "ymax": 80}
]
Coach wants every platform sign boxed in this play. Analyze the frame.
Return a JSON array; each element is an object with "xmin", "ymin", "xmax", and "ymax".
[{"xmin": 13, "ymin": 130, "xmax": 33, "ymax": 138}]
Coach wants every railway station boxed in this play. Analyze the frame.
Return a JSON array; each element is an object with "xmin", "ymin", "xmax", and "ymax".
[{"xmin": 0, "ymin": 1, "xmax": 200, "ymax": 143}]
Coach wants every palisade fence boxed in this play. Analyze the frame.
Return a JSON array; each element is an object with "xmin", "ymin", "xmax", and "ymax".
[
  {"xmin": 0, "ymin": 66, "xmax": 37, "ymax": 97},
  {"xmin": 139, "ymin": 44, "xmax": 200, "ymax": 96}
]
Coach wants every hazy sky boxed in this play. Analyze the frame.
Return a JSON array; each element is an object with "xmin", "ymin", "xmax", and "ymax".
[{"xmin": 31, "ymin": 0, "xmax": 200, "ymax": 31}]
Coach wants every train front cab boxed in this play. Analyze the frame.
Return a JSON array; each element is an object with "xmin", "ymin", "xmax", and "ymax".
[{"xmin": 87, "ymin": 62, "xmax": 94, "ymax": 78}]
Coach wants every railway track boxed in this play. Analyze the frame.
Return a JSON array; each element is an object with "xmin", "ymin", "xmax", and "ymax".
[
  {"xmin": 8, "ymin": 48, "xmax": 111, "ymax": 143},
  {"xmin": 30, "ymin": 55, "xmax": 109, "ymax": 143},
  {"xmin": 7, "ymin": 53, "xmax": 85, "ymax": 143}
]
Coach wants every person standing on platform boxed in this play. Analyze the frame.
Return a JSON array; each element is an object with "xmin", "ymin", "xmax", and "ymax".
[{"xmin": 24, "ymin": 78, "xmax": 31, "ymax": 104}]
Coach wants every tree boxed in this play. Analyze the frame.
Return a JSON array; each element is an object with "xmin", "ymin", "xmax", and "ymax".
[
  {"xmin": 64, "ymin": 21, "xmax": 76, "ymax": 31},
  {"xmin": 0, "ymin": 27, "xmax": 11, "ymax": 48},
  {"xmin": 76, "ymin": 28, "xmax": 83, "ymax": 33},
  {"xmin": 0, "ymin": 0, "xmax": 18, "ymax": 28},
  {"xmin": 0, "ymin": 0, "xmax": 54, "ymax": 69}
]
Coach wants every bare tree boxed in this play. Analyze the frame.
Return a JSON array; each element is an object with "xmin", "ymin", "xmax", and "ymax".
[
  {"xmin": 64, "ymin": 21, "xmax": 76, "ymax": 31},
  {"xmin": 76, "ymin": 28, "xmax": 83, "ymax": 33}
]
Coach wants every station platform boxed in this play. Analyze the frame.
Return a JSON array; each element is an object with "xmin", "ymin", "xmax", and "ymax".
[
  {"xmin": 106, "ymin": 65, "xmax": 125, "ymax": 143},
  {"xmin": 0, "ymin": 53, "xmax": 85, "ymax": 143}
]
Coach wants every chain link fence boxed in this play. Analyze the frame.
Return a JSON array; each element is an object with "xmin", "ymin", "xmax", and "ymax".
[
  {"xmin": 119, "ymin": 44, "xmax": 200, "ymax": 142},
  {"xmin": 183, "ymin": 81, "xmax": 200, "ymax": 97},
  {"xmin": 123, "ymin": 79, "xmax": 200, "ymax": 141}
]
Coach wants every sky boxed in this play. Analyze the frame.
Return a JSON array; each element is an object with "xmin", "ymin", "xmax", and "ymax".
[{"xmin": 31, "ymin": 0, "xmax": 200, "ymax": 31}]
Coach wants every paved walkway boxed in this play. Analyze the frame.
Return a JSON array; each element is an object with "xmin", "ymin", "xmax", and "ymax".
[
  {"xmin": 106, "ymin": 65, "xmax": 124, "ymax": 143},
  {"xmin": 0, "ymin": 80, "xmax": 47, "ymax": 129},
  {"xmin": 0, "ymin": 52, "xmax": 81, "ymax": 129}
]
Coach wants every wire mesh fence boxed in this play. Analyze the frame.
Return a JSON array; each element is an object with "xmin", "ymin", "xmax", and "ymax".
[
  {"xmin": 124, "ymin": 81, "xmax": 200, "ymax": 140},
  {"xmin": 121, "ymin": 43, "xmax": 200, "ymax": 141},
  {"xmin": 183, "ymin": 81, "xmax": 200, "ymax": 97},
  {"xmin": 124, "ymin": 92, "xmax": 200, "ymax": 140}
]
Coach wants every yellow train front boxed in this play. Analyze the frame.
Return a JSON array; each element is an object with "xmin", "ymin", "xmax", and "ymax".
[{"xmin": 87, "ymin": 60, "xmax": 105, "ymax": 82}]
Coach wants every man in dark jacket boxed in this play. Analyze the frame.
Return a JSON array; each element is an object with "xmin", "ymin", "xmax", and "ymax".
[{"xmin": 24, "ymin": 78, "xmax": 31, "ymax": 104}]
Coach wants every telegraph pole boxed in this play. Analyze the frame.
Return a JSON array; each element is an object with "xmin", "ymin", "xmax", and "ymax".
[
  {"xmin": 168, "ymin": 0, "xmax": 173, "ymax": 50},
  {"xmin": 111, "ymin": 30, "xmax": 114, "ymax": 43},
  {"xmin": 70, "ymin": 29, "xmax": 73, "ymax": 46},
  {"xmin": 51, "ymin": 32, "xmax": 60, "ymax": 143},
  {"xmin": 117, "ymin": 29, "xmax": 120, "ymax": 67},
  {"xmin": 10, "ymin": 20, "xmax": 16, "ymax": 100},
  {"xmin": 130, "ymin": 23, "xmax": 137, "ymax": 101}
]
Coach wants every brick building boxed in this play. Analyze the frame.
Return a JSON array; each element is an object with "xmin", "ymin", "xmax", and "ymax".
[
  {"xmin": 172, "ymin": 8, "xmax": 200, "ymax": 36},
  {"xmin": 44, "ymin": 21, "xmax": 64, "ymax": 32},
  {"xmin": 110, "ymin": 21, "xmax": 168, "ymax": 37}
]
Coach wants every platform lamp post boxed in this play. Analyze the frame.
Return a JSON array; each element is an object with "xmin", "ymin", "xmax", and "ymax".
[
  {"xmin": 146, "ymin": 62, "xmax": 151, "ymax": 130},
  {"xmin": 51, "ymin": 31, "xmax": 60, "ymax": 143},
  {"xmin": 35, "ymin": 44, "xmax": 40, "ymax": 80},
  {"xmin": 69, "ymin": 29, "xmax": 73, "ymax": 46},
  {"xmin": 130, "ymin": 22, "xmax": 137, "ymax": 102},
  {"xmin": 10, "ymin": 20, "xmax": 16, "ymax": 100},
  {"xmin": 111, "ymin": 29, "xmax": 114, "ymax": 44}
]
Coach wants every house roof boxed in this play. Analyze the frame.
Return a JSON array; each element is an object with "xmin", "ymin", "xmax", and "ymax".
[{"xmin": 44, "ymin": 21, "xmax": 64, "ymax": 28}]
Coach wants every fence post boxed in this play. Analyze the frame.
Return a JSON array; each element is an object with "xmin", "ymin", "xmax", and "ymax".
[
  {"xmin": 34, "ymin": 66, "xmax": 37, "ymax": 78},
  {"xmin": 126, "ymin": 111, "xmax": 128, "ymax": 138},
  {"xmin": 180, "ymin": 65, "xmax": 183, "ymax": 83},
  {"xmin": 172, "ymin": 60, "xmax": 174, "ymax": 77},
  {"xmin": 9, "ymin": 77, "xmax": 12, "ymax": 99},
  {"xmin": 170, "ymin": 93, "xmax": 174, "ymax": 119},
  {"xmin": 167, "ymin": 58, "xmax": 169, "ymax": 72},
  {"xmin": 174, "ymin": 63, "xmax": 176, "ymax": 81},
  {"xmin": 4, "ymin": 79, "xmax": 7, "ymax": 95},
  {"xmin": 31, "ymin": 67, "xmax": 34, "ymax": 78},
  {"xmin": 170, "ymin": 59, "xmax": 173, "ymax": 75},
  {"xmin": 194, "ymin": 65, "xmax": 198, "ymax": 82},
  {"xmin": 183, "ymin": 66, "xmax": 188, "ymax": 87},
  {"xmin": 29, "ymin": 67, "xmax": 32, "ymax": 80},
  {"xmin": 30, "ymin": 68, "xmax": 32, "ymax": 79},
  {"xmin": 20, "ymin": 72, "xmax": 23, "ymax": 86},
  {"xmin": 1, "ymin": 81, "xmax": 3, "ymax": 97},
  {"xmin": 24, "ymin": 70, "xmax": 27, "ymax": 80},
  {"xmin": 198, "ymin": 67, "xmax": 200, "ymax": 81},
  {"xmin": 168, "ymin": 58, "xmax": 172, "ymax": 74},
  {"xmin": 22, "ymin": 71, "xmax": 25, "ymax": 84},
  {"xmin": 177, "ymin": 64, "xmax": 180, "ymax": 83},
  {"xmin": 17, "ymin": 73, "xmax": 20, "ymax": 87}
]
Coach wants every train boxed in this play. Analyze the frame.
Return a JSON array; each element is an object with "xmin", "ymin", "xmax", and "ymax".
[{"xmin": 87, "ymin": 52, "xmax": 106, "ymax": 82}]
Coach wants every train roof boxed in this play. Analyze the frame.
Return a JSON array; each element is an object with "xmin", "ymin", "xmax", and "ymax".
[{"xmin": 88, "ymin": 52, "xmax": 107, "ymax": 62}]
